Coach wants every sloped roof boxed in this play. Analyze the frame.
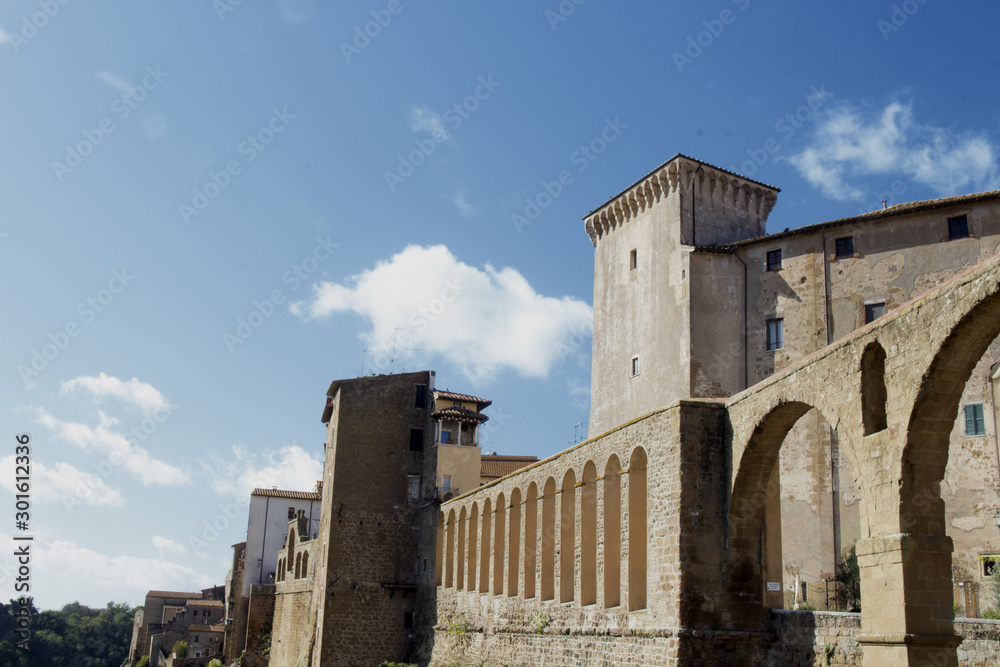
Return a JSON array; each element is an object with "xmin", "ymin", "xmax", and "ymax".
[
  {"xmin": 251, "ymin": 488, "xmax": 321, "ymax": 500},
  {"xmin": 186, "ymin": 599, "xmax": 223, "ymax": 607},
  {"xmin": 480, "ymin": 455, "xmax": 538, "ymax": 479},
  {"xmin": 432, "ymin": 407, "xmax": 489, "ymax": 423},
  {"xmin": 434, "ymin": 390, "xmax": 492, "ymax": 407},
  {"xmin": 187, "ymin": 624, "xmax": 221, "ymax": 633},
  {"xmin": 147, "ymin": 591, "xmax": 202, "ymax": 600}
]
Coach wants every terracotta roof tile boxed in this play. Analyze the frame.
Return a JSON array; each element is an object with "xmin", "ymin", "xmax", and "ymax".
[
  {"xmin": 251, "ymin": 488, "xmax": 321, "ymax": 500},
  {"xmin": 186, "ymin": 600, "xmax": 223, "ymax": 607},
  {"xmin": 432, "ymin": 407, "xmax": 489, "ymax": 423},
  {"xmin": 147, "ymin": 591, "xmax": 203, "ymax": 600},
  {"xmin": 480, "ymin": 455, "xmax": 538, "ymax": 479},
  {"xmin": 433, "ymin": 390, "xmax": 492, "ymax": 407}
]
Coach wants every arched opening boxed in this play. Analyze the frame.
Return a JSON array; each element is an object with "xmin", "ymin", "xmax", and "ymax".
[
  {"xmin": 524, "ymin": 483, "xmax": 538, "ymax": 599},
  {"xmin": 628, "ymin": 448, "xmax": 647, "ymax": 611},
  {"xmin": 479, "ymin": 498, "xmax": 491, "ymax": 593},
  {"xmin": 541, "ymin": 477, "xmax": 556, "ymax": 601},
  {"xmin": 294, "ymin": 553, "xmax": 301, "ymax": 580},
  {"xmin": 604, "ymin": 455, "xmax": 622, "ymax": 608},
  {"xmin": 446, "ymin": 509, "xmax": 456, "ymax": 588},
  {"xmin": 301, "ymin": 551, "xmax": 309, "ymax": 579},
  {"xmin": 493, "ymin": 492, "xmax": 505, "ymax": 595},
  {"xmin": 277, "ymin": 558, "xmax": 284, "ymax": 582},
  {"xmin": 508, "ymin": 489, "xmax": 521, "ymax": 597},
  {"xmin": 457, "ymin": 507, "xmax": 466, "ymax": 590},
  {"xmin": 435, "ymin": 513, "xmax": 444, "ymax": 586},
  {"xmin": 287, "ymin": 527, "xmax": 296, "ymax": 567},
  {"xmin": 468, "ymin": 503, "xmax": 478, "ymax": 592},
  {"xmin": 581, "ymin": 461, "xmax": 598, "ymax": 606},
  {"xmin": 561, "ymin": 470, "xmax": 576, "ymax": 603},
  {"xmin": 861, "ymin": 341, "xmax": 888, "ymax": 435}
]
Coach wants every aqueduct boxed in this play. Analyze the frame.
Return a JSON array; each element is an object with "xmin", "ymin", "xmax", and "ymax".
[{"xmin": 433, "ymin": 252, "xmax": 1000, "ymax": 666}]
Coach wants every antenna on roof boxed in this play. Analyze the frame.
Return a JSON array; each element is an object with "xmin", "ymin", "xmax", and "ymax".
[
  {"xmin": 390, "ymin": 328, "xmax": 404, "ymax": 373},
  {"xmin": 402, "ymin": 347, "xmax": 420, "ymax": 372}
]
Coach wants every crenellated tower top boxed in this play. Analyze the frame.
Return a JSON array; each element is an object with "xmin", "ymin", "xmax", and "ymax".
[{"xmin": 584, "ymin": 154, "xmax": 780, "ymax": 247}]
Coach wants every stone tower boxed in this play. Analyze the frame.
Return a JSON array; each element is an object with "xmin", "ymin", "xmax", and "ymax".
[{"xmin": 585, "ymin": 154, "xmax": 779, "ymax": 435}]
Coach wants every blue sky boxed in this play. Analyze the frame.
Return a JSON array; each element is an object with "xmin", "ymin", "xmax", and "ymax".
[{"xmin": 2, "ymin": 0, "xmax": 999, "ymax": 609}]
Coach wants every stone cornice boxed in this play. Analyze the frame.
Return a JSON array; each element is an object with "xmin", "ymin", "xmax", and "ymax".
[{"xmin": 583, "ymin": 155, "xmax": 780, "ymax": 247}]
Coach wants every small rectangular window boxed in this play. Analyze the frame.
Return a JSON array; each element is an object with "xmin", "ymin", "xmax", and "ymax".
[
  {"xmin": 629, "ymin": 249, "xmax": 638, "ymax": 271},
  {"xmin": 948, "ymin": 215, "xmax": 969, "ymax": 239},
  {"xmin": 766, "ymin": 318, "xmax": 784, "ymax": 351},
  {"xmin": 835, "ymin": 237, "xmax": 854, "ymax": 258},
  {"xmin": 983, "ymin": 555, "xmax": 999, "ymax": 577},
  {"xmin": 964, "ymin": 403, "xmax": 986, "ymax": 436},
  {"xmin": 403, "ymin": 611, "xmax": 414, "ymax": 629},
  {"xmin": 865, "ymin": 302, "xmax": 886, "ymax": 323},
  {"xmin": 414, "ymin": 384, "xmax": 427, "ymax": 408},
  {"xmin": 407, "ymin": 476, "xmax": 420, "ymax": 502},
  {"xmin": 442, "ymin": 476, "xmax": 452, "ymax": 493},
  {"xmin": 440, "ymin": 430, "xmax": 452, "ymax": 444},
  {"xmin": 630, "ymin": 356, "xmax": 639, "ymax": 377},
  {"xmin": 766, "ymin": 249, "xmax": 782, "ymax": 271},
  {"xmin": 409, "ymin": 428, "xmax": 424, "ymax": 452}
]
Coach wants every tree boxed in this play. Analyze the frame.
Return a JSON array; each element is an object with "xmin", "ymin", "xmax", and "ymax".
[
  {"xmin": 137, "ymin": 657, "xmax": 150, "ymax": 667},
  {"xmin": 207, "ymin": 660, "xmax": 224, "ymax": 667},
  {"xmin": 171, "ymin": 639, "xmax": 188, "ymax": 658},
  {"xmin": 836, "ymin": 545, "xmax": 861, "ymax": 612}
]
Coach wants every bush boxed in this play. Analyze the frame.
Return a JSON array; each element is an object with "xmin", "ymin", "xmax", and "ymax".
[
  {"xmin": 982, "ymin": 608, "xmax": 1000, "ymax": 620},
  {"xmin": 136, "ymin": 658, "xmax": 150, "ymax": 667},
  {"xmin": 208, "ymin": 660, "xmax": 224, "ymax": 667},
  {"xmin": 171, "ymin": 639, "xmax": 187, "ymax": 659},
  {"xmin": 836, "ymin": 545, "xmax": 861, "ymax": 612}
]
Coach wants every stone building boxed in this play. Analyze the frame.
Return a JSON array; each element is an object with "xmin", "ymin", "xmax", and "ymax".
[
  {"xmin": 126, "ymin": 588, "xmax": 225, "ymax": 667},
  {"xmin": 429, "ymin": 154, "xmax": 1000, "ymax": 666}
]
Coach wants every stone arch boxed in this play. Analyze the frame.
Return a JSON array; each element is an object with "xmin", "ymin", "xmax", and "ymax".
[
  {"xmin": 479, "ymin": 498, "xmax": 491, "ymax": 593},
  {"xmin": 541, "ymin": 477, "xmax": 556, "ymax": 601},
  {"xmin": 446, "ymin": 508, "xmax": 456, "ymax": 588},
  {"xmin": 301, "ymin": 551, "xmax": 308, "ymax": 579},
  {"xmin": 524, "ymin": 483, "xmax": 538, "ymax": 599},
  {"xmin": 861, "ymin": 340, "xmax": 888, "ymax": 435},
  {"xmin": 581, "ymin": 461, "xmax": 598, "ymax": 606},
  {"xmin": 435, "ymin": 512, "xmax": 444, "ymax": 586},
  {"xmin": 560, "ymin": 469, "xmax": 576, "ymax": 603},
  {"xmin": 468, "ymin": 503, "xmax": 478, "ymax": 592},
  {"xmin": 287, "ymin": 527, "xmax": 296, "ymax": 567},
  {"xmin": 508, "ymin": 488, "xmax": 521, "ymax": 597},
  {"xmin": 277, "ymin": 558, "xmax": 284, "ymax": 582},
  {"xmin": 493, "ymin": 492, "xmax": 505, "ymax": 595},
  {"xmin": 294, "ymin": 552, "xmax": 301, "ymax": 580},
  {"xmin": 604, "ymin": 454, "xmax": 622, "ymax": 608},
  {"xmin": 628, "ymin": 447, "xmax": 647, "ymax": 611},
  {"xmin": 726, "ymin": 400, "xmax": 819, "ymax": 624},
  {"xmin": 457, "ymin": 506, "xmax": 467, "ymax": 590}
]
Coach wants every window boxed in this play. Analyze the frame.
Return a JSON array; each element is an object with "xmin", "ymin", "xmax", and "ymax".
[
  {"xmin": 835, "ymin": 236, "xmax": 854, "ymax": 258},
  {"xmin": 630, "ymin": 356, "xmax": 639, "ymax": 377},
  {"xmin": 407, "ymin": 475, "xmax": 420, "ymax": 502},
  {"xmin": 440, "ymin": 430, "xmax": 452, "ymax": 444},
  {"xmin": 414, "ymin": 384, "xmax": 427, "ymax": 408},
  {"xmin": 766, "ymin": 318, "xmax": 784, "ymax": 351},
  {"xmin": 629, "ymin": 248, "xmax": 637, "ymax": 271},
  {"xmin": 964, "ymin": 403, "xmax": 986, "ymax": 436},
  {"xmin": 442, "ymin": 476, "xmax": 452, "ymax": 494},
  {"xmin": 766, "ymin": 249, "xmax": 782, "ymax": 271},
  {"xmin": 453, "ymin": 401, "xmax": 461, "ymax": 408},
  {"xmin": 403, "ymin": 611, "xmax": 414, "ymax": 629},
  {"xmin": 287, "ymin": 506, "xmax": 295, "ymax": 519},
  {"xmin": 865, "ymin": 302, "xmax": 886, "ymax": 323},
  {"xmin": 983, "ymin": 555, "xmax": 999, "ymax": 577},
  {"xmin": 948, "ymin": 215, "xmax": 970, "ymax": 239},
  {"xmin": 409, "ymin": 428, "xmax": 424, "ymax": 452}
]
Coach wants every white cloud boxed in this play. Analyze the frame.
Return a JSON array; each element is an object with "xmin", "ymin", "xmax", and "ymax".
[
  {"xmin": 450, "ymin": 188, "xmax": 474, "ymax": 216},
  {"xmin": 0, "ymin": 456, "xmax": 123, "ymax": 507},
  {"xmin": 96, "ymin": 70, "xmax": 132, "ymax": 92},
  {"xmin": 409, "ymin": 105, "xmax": 449, "ymax": 141},
  {"xmin": 152, "ymin": 535, "xmax": 188, "ymax": 556},
  {"xmin": 34, "ymin": 408, "xmax": 186, "ymax": 486},
  {"xmin": 290, "ymin": 245, "xmax": 594, "ymax": 382},
  {"xmin": 206, "ymin": 443, "xmax": 322, "ymax": 501},
  {"xmin": 788, "ymin": 100, "xmax": 1000, "ymax": 201},
  {"xmin": 61, "ymin": 372, "xmax": 171, "ymax": 416},
  {"xmin": 0, "ymin": 26, "xmax": 10, "ymax": 45}
]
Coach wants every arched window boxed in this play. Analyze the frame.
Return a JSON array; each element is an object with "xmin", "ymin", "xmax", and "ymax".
[
  {"xmin": 457, "ymin": 507, "xmax": 467, "ymax": 590},
  {"xmin": 524, "ymin": 483, "xmax": 538, "ymax": 600},
  {"xmin": 508, "ymin": 489, "xmax": 521, "ymax": 597},
  {"xmin": 446, "ymin": 509, "xmax": 456, "ymax": 588},
  {"xmin": 301, "ymin": 551, "xmax": 309, "ymax": 579},
  {"xmin": 861, "ymin": 340, "xmax": 888, "ymax": 434},
  {"xmin": 479, "ymin": 498, "xmax": 491, "ymax": 593},
  {"xmin": 561, "ymin": 470, "xmax": 576, "ymax": 603},
  {"xmin": 294, "ymin": 552, "xmax": 302, "ymax": 580},
  {"xmin": 628, "ymin": 448, "xmax": 647, "ymax": 611},
  {"xmin": 581, "ymin": 462, "xmax": 597, "ymax": 606},
  {"xmin": 493, "ymin": 493, "xmax": 505, "ymax": 595},
  {"xmin": 604, "ymin": 455, "xmax": 622, "ymax": 608},
  {"xmin": 468, "ymin": 503, "xmax": 478, "ymax": 592},
  {"xmin": 541, "ymin": 478, "xmax": 556, "ymax": 601}
]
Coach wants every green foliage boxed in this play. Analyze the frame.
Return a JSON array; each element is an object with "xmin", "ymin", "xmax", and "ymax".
[
  {"xmin": 445, "ymin": 613, "xmax": 473, "ymax": 643},
  {"xmin": 798, "ymin": 604, "xmax": 817, "ymax": 611},
  {"xmin": 824, "ymin": 643, "xmax": 835, "ymax": 665},
  {"xmin": 171, "ymin": 638, "xmax": 188, "ymax": 658},
  {"xmin": 836, "ymin": 545, "xmax": 861, "ymax": 612},
  {"xmin": 530, "ymin": 610, "xmax": 550, "ymax": 634},
  {"xmin": 137, "ymin": 658, "xmax": 151, "ymax": 667},
  {"xmin": 988, "ymin": 566, "xmax": 1000, "ymax": 614},
  {"xmin": 982, "ymin": 608, "xmax": 1000, "ymax": 620},
  {"xmin": 207, "ymin": 660, "xmax": 224, "ymax": 667},
  {"xmin": 258, "ymin": 622, "xmax": 272, "ymax": 658},
  {"xmin": 0, "ymin": 598, "xmax": 137, "ymax": 667}
]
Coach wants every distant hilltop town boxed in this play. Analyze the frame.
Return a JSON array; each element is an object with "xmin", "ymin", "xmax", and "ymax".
[{"xmin": 129, "ymin": 154, "xmax": 1000, "ymax": 667}]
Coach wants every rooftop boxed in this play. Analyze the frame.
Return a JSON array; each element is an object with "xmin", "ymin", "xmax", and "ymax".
[
  {"xmin": 432, "ymin": 406, "xmax": 490, "ymax": 424},
  {"xmin": 146, "ymin": 590, "xmax": 203, "ymax": 600},
  {"xmin": 481, "ymin": 455, "xmax": 539, "ymax": 479},
  {"xmin": 251, "ymin": 488, "xmax": 322, "ymax": 500},
  {"xmin": 434, "ymin": 389, "xmax": 492, "ymax": 407}
]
